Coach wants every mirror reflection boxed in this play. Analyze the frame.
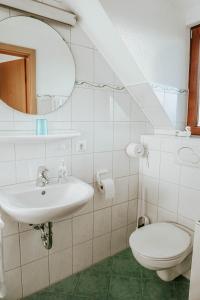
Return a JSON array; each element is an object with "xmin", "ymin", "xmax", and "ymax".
[{"xmin": 0, "ymin": 16, "xmax": 75, "ymax": 115}]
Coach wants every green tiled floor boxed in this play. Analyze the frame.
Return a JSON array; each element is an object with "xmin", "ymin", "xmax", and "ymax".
[{"xmin": 25, "ymin": 248, "xmax": 189, "ymax": 300}]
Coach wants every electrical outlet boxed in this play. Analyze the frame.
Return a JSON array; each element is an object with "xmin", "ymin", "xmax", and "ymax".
[{"xmin": 76, "ymin": 140, "xmax": 87, "ymax": 153}]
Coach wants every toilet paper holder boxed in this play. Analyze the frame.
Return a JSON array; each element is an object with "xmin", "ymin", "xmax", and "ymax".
[{"xmin": 96, "ymin": 169, "xmax": 109, "ymax": 191}]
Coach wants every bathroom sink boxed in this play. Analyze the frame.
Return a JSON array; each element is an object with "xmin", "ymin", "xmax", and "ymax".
[{"xmin": 0, "ymin": 177, "xmax": 94, "ymax": 224}]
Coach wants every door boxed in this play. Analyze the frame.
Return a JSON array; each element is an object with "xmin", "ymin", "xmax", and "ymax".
[
  {"xmin": 189, "ymin": 221, "xmax": 200, "ymax": 300},
  {"xmin": 0, "ymin": 58, "xmax": 27, "ymax": 112}
]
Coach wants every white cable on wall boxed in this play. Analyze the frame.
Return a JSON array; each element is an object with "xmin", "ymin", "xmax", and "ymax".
[{"xmin": 75, "ymin": 80, "xmax": 125, "ymax": 91}]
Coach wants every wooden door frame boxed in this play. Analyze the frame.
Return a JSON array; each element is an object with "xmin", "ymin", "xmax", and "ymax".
[
  {"xmin": 0, "ymin": 42, "xmax": 36, "ymax": 114},
  {"xmin": 187, "ymin": 26, "xmax": 200, "ymax": 135}
]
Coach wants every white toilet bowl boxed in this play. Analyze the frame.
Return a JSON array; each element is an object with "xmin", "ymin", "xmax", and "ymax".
[{"xmin": 129, "ymin": 222, "xmax": 193, "ymax": 281}]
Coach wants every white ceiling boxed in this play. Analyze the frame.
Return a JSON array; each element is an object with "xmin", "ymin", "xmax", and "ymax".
[
  {"xmin": 172, "ymin": 0, "xmax": 200, "ymax": 11},
  {"xmin": 50, "ymin": 0, "xmax": 200, "ymax": 14}
]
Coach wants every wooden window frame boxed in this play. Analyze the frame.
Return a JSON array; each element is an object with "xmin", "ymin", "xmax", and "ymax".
[
  {"xmin": 187, "ymin": 25, "xmax": 200, "ymax": 135},
  {"xmin": 0, "ymin": 42, "xmax": 36, "ymax": 114}
]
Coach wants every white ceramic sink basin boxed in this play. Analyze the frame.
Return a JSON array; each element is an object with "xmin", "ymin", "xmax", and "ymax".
[{"xmin": 0, "ymin": 177, "xmax": 94, "ymax": 224}]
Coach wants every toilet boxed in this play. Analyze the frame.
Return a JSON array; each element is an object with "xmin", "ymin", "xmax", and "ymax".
[{"xmin": 129, "ymin": 222, "xmax": 193, "ymax": 281}]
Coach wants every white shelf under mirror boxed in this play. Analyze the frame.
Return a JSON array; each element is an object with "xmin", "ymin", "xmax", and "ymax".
[{"xmin": 0, "ymin": 130, "xmax": 80, "ymax": 143}]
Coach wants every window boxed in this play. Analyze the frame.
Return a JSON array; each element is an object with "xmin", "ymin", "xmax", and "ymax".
[{"xmin": 188, "ymin": 25, "xmax": 200, "ymax": 135}]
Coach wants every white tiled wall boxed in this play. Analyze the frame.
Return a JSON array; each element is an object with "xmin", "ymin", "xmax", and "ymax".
[
  {"xmin": 0, "ymin": 5, "xmax": 152, "ymax": 299},
  {"xmin": 140, "ymin": 135, "xmax": 200, "ymax": 232},
  {"xmin": 152, "ymin": 85, "xmax": 188, "ymax": 130}
]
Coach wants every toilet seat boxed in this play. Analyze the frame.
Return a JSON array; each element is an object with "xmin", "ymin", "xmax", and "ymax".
[{"xmin": 129, "ymin": 223, "xmax": 192, "ymax": 269}]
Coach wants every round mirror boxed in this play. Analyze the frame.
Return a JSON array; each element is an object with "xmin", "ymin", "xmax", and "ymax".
[{"xmin": 0, "ymin": 16, "xmax": 75, "ymax": 115}]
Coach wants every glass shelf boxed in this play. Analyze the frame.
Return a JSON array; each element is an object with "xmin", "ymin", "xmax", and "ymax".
[{"xmin": 0, "ymin": 130, "xmax": 80, "ymax": 143}]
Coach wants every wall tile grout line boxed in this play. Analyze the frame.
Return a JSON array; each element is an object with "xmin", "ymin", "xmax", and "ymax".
[{"xmin": 0, "ymin": 5, "xmax": 152, "ymax": 298}]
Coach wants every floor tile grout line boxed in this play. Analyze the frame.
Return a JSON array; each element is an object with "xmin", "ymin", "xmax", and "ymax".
[
  {"xmin": 72, "ymin": 272, "xmax": 81, "ymax": 296},
  {"xmin": 23, "ymin": 247, "xmax": 190, "ymax": 300}
]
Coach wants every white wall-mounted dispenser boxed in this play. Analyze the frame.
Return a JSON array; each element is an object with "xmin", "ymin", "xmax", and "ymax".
[
  {"xmin": 96, "ymin": 169, "xmax": 115, "ymax": 200},
  {"xmin": 58, "ymin": 160, "xmax": 68, "ymax": 183}
]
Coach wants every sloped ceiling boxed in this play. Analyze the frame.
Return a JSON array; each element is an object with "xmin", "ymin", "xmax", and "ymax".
[
  {"xmin": 172, "ymin": 0, "xmax": 200, "ymax": 12},
  {"xmin": 100, "ymin": 0, "xmax": 188, "ymax": 89},
  {"xmin": 170, "ymin": 0, "xmax": 200, "ymax": 26},
  {"xmin": 63, "ymin": 0, "xmax": 189, "ymax": 130}
]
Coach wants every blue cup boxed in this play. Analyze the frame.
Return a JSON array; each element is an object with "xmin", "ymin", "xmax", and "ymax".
[{"xmin": 36, "ymin": 119, "xmax": 48, "ymax": 136}]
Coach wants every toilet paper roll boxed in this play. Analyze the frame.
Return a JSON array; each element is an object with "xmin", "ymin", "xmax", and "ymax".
[
  {"xmin": 126, "ymin": 143, "xmax": 144, "ymax": 158},
  {"xmin": 99, "ymin": 178, "xmax": 115, "ymax": 200}
]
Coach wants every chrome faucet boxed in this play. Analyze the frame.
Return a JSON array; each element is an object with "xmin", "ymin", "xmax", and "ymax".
[{"xmin": 36, "ymin": 166, "xmax": 49, "ymax": 187}]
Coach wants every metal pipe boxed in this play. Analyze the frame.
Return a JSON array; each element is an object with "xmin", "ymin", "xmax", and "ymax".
[{"xmin": 31, "ymin": 222, "xmax": 53, "ymax": 250}]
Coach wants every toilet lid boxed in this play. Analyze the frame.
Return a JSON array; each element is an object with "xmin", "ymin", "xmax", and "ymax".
[{"xmin": 130, "ymin": 223, "xmax": 192, "ymax": 260}]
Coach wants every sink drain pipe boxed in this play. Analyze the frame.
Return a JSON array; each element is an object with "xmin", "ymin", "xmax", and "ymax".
[{"xmin": 30, "ymin": 222, "xmax": 53, "ymax": 250}]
